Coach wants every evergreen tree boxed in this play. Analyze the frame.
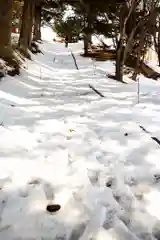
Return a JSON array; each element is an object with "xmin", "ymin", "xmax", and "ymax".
[{"xmin": 54, "ymin": 16, "xmax": 83, "ymax": 42}]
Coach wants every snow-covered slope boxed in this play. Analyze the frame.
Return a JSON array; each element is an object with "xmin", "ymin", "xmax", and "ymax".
[
  {"xmin": 0, "ymin": 28, "xmax": 160, "ymax": 239},
  {"xmin": 41, "ymin": 24, "xmax": 57, "ymax": 42}
]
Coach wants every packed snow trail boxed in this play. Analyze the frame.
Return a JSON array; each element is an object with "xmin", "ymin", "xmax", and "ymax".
[{"xmin": 0, "ymin": 39, "xmax": 160, "ymax": 239}]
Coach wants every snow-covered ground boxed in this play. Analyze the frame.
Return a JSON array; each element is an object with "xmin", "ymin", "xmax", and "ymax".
[
  {"xmin": 92, "ymin": 35, "xmax": 114, "ymax": 48},
  {"xmin": 0, "ymin": 28, "xmax": 160, "ymax": 239}
]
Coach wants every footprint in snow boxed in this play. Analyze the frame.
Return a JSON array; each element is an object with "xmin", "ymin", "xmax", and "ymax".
[
  {"xmin": 106, "ymin": 177, "xmax": 115, "ymax": 188},
  {"xmin": 0, "ymin": 224, "xmax": 12, "ymax": 232},
  {"xmin": 124, "ymin": 176, "xmax": 137, "ymax": 187},
  {"xmin": 0, "ymin": 122, "xmax": 4, "ymax": 127},
  {"xmin": 154, "ymin": 174, "xmax": 160, "ymax": 183},
  {"xmin": 69, "ymin": 222, "xmax": 86, "ymax": 240},
  {"xmin": 105, "ymin": 176, "xmax": 117, "ymax": 189},
  {"xmin": 28, "ymin": 179, "xmax": 61, "ymax": 213},
  {"xmin": 153, "ymin": 221, "xmax": 160, "ymax": 240},
  {"xmin": 88, "ymin": 170, "xmax": 99, "ymax": 186},
  {"xmin": 43, "ymin": 182, "xmax": 54, "ymax": 200},
  {"xmin": 103, "ymin": 208, "xmax": 116, "ymax": 230},
  {"xmin": 0, "ymin": 195, "xmax": 8, "ymax": 224},
  {"xmin": 19, "ymin": 187, "xmax": 28, "ymax": 198}
]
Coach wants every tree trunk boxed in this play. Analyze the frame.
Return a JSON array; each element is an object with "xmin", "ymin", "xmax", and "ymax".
[
  {"xmin": 132, "ymin": 54, "xmax": 140, "ymax": 81},
  {"xmin": 83, "ymin": 14, "xmax": 88, "ymax": 55},
  {"xmin": 154, "ymin": 32, "xmax": 160, "ymax": 66},
  {"xmin": 18, "ymin": 0, "xmax": 35, "ymax": 57},
  {"xmin": 157, "ymin": 50, "xmax": 160, "ymax": 67},
  {"xmin": 116, "ymin": 40, "xmax": 123, "ymax": 82},
  {"xmin": 116, "ymin": 52, "xmax": 123, "ymax": 82},
  {"xmin": 33, "ymin": 5, "xmax": 41, "ymax": 41},
  {"xmin": 83, "ymin": 28, "xmax": 91, "ymax": 55},
  {"xmin": 28, "ymin": 2, "xmax": 35, "ymax": 47},
  {"xmin": 84, "ymin": 34, "xmax": 89, "ymax": 55},
  {"xmin": 157, "ymin": 29, "xmax": 160, "ymax": 66},
  {"xmin": 115, "ymin": 0, "xmax": 137, "ymax": 82},
  {"xmin": 83, "ymin": 6, "xmax": 92, "ymax": 55},
  {"xmin": 0, "ymin": 0, "xmax": 13, "ymax": 59}
]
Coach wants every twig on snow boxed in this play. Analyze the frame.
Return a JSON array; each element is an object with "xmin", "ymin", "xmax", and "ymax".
[
  {"xmin": 88, "ymin": 84, "xmax": 105, "ymax": 98},
  {"xmin": 139, "ymin": 125, "xmax": 160, "ymax": 146},
  {"xmin": 70, "ymin": 51, "xmax": 79, "ymax": 70}
]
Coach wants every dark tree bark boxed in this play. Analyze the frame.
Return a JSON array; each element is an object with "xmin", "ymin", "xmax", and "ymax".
[
  {"xmin": 0, "ymin": 0, "xmax": 13, "ymax": 59},
  {"xmin": 152, "ymin": 14, "xmax": 160, "ymax": 66},
  {"xmin": 18, "ymin": 0, "xmax": 35, "ymax": 58},
  {"xmin": 28, "ymin": 1, "xmax": 35, "ymax": 47},
  {"xmin": 116, "ymin": 40, "xmax": 123, "ymax": 82},
  {"xmin": 84, "ymin": 34, "xmax": 90, "ymax": 55},
  {"xmin": 157, "ymin": 50, "xmax": 160, "ymax": 67},
  {"xmin": 157, "ymin": 29, "xmax": 160, "ymax": 66},
  {"xmin": 115, "ymin": 0, "xmax": 136, "ymax": 82},
  {"xmin": 0, "ymin": 0, "xmax": 20, "ymax": 75},
  {"xmin": 83, "ymin": 5, "xmax": 92, "ymax": 55},
  {"xmin": 33, "ymin": 5, "xmax": 42, "ymax": 41}
]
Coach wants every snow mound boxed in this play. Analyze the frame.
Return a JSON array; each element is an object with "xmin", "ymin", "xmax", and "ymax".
[{"xmin": 92, "ymin": 35, "xmax": 114, "ymax": 48}]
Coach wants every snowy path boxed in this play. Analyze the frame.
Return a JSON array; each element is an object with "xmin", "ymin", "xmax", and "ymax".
[{"xmin": 0, "ymin": 40, "xmax": 160, "ymax": 239}]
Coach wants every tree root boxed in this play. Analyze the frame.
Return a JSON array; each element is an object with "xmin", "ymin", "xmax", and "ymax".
[
  {"xmin": 0, "ymin": 41, "xmax": 43, "ymax": 79},
  {"xmin": 30, "ymin": 42, "xmax": 43, "ymax": 54},
  {"xmin": 18, "ymin": 47, "xmax": 32, "ymax": 60},
  {"xmin": 6, "ymin": 57, "xmax": 20, "ymax": 76},
  {"xmin": 0, "ymin": 47, "xmax": 22, "ymax": 77}
]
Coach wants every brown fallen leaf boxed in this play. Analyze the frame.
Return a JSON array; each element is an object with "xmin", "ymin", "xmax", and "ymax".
[{"xmin": 46, "ymin": 204, "xmax": 61, "ymax": 213}]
